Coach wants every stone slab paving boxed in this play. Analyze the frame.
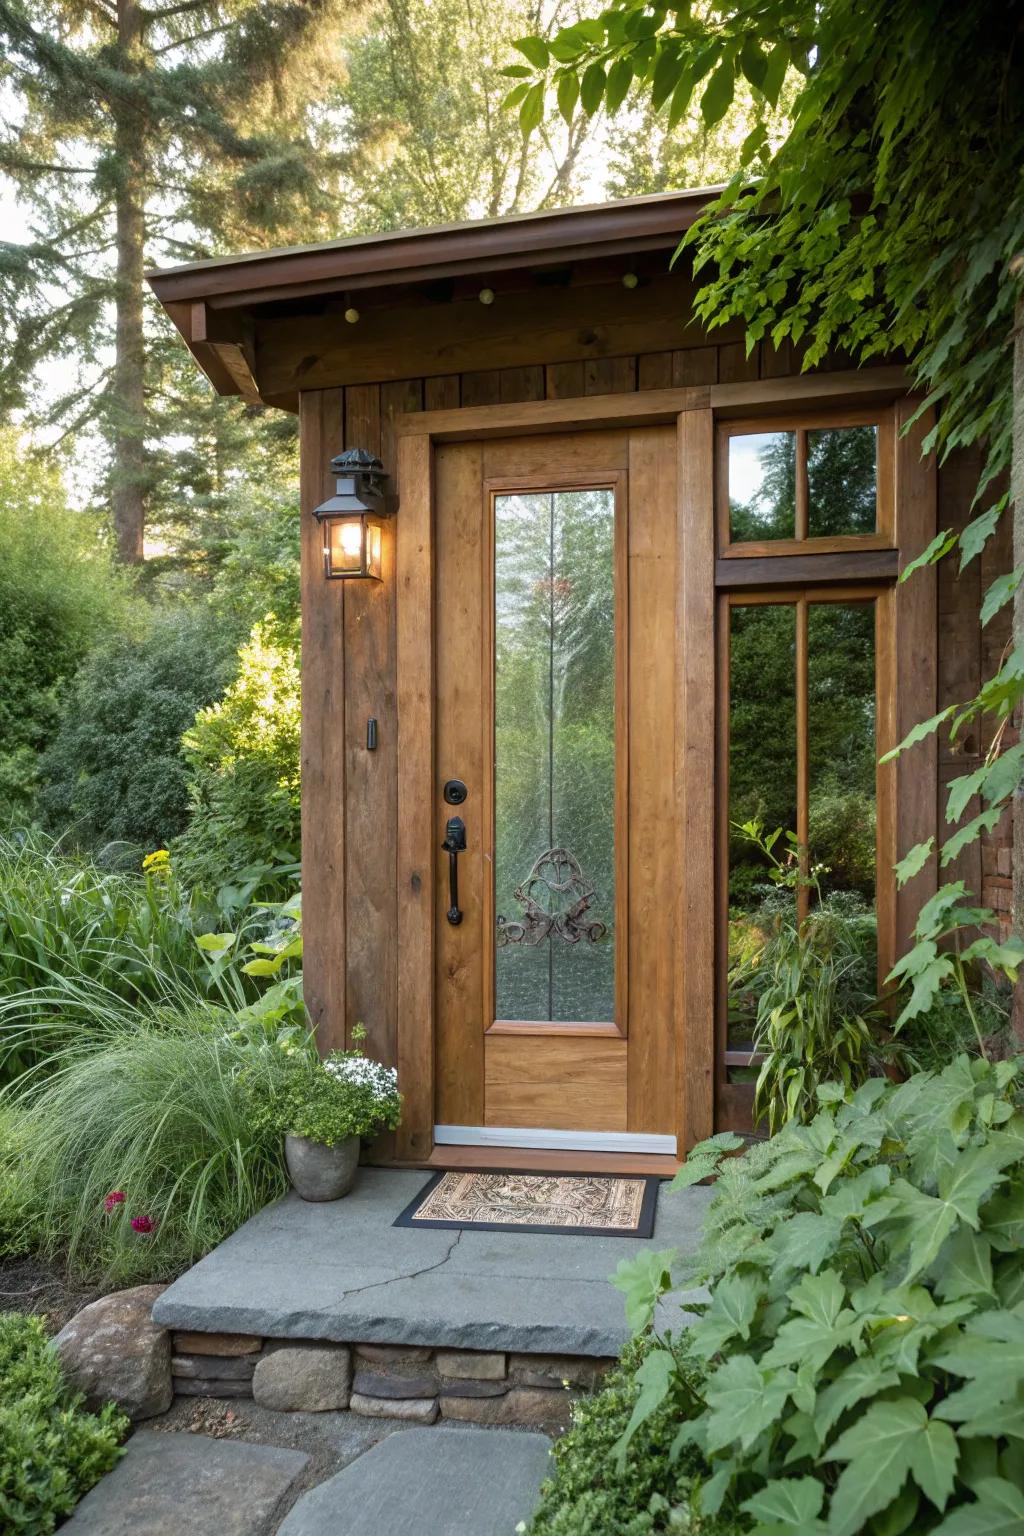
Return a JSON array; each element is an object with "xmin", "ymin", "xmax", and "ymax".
[
  {"xmin": 153, "ymin": 1169, "xmax": 712, "ymax": 1356},
  {"xmin": 276, "ymin": 1427, "xmax": 552, "ymax": 1536},
  {"xmin": 61, "ymin": 1430, "xmax": 309, "ymax": 1535}
]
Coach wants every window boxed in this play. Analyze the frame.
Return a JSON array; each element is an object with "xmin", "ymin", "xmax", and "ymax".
[
  {"xmin": 719, "ymin": 411, "xmax": 893, "ymax": 555},
  {"xmin": 715, "ymin": 405, "xmax": 897, "ymax": 1123}
]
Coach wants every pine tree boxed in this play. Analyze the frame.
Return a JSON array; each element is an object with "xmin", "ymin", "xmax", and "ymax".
[{"xmin": 0, "ymin": 0, "xmax": 354, "ymax": 562}]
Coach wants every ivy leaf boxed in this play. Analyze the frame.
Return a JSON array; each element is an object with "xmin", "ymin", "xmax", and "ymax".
[
  {"xmin": 704, "ymin": 1355, "xmax": 796, "ymax": 1453},
  {"xmin": 556, "ymin": 71, "xmax": 579, "ymax": 123},
  {"xmin": 960, "ymin": 935, "xmax": 1024, "ymax": 982},
  {"xmin": 941, "ymin": 808, "xmax": 1005, "ymax": 865},
  {"xmin": 605, "ymin": 57, "xmax": 633, "ymax": 113},
  {"xmin": 518, "ymin": 82, "xmax": 545, "ymax": 133},
  {"xmin": 894, "ymin": 838, "xmax": 934, "ymax": 887},
  {"xmin": 981, "ymin": 568, "xmax": 1024, "ymax": 626},
  {"xmin": 886, "ymin": 1181, "xmax": 958, "ymax": 1279},
  {"xmin": 766, "ymin": 1211, "xmax": 842, "ymax": 1275},
  {"xmin": 933, "ymin": 1227, "xmax": 995, "ymax": 1301},
  {"xmin": 955, "ymin": 1388, "xmax": 1024, "ymax": 1442},
  {"xmin": 760, "ymin": 42, "xmax": 789, "ymax": 107},
  {"xmin": 824, "ymin": 1397, "xmax": 926, "ymax": 1536},
  {"xmin": 701, "ymin": 60, "xmax": 735, "ymax": 127},
  {"xmin": 580, "ymin": 61, "xmax": 606, "ymax": 115},
  {"xmin": 958, "ymin": 504, "xmax": 1003, "ymax": 569},
  {"xmin": 910, "ymin": 1417, "xmax": 959, "ymax": 1511},
  {"xmin": 740, "ymin": 1475, "xmax": 824, "ymax": 1528},
  {"xmin": 930, "ymin": 1477, "xmax": 1024, "ymax": 1534},
  {"xmin": 512, "ymin": 35, "xmax": 549, "ymax": 69},
  {"xmin": 880, "ymin": 707, "xmax": 954, "ymax": 763},
  {"xmin": 611, "ymin": 1248, "xmax": 678, "ymax": 1333},
  {"xmin": 688, "ymin": 1272, "xmax": 762, "ymax": 1357},
  {"xmin": 763, "ymin": 1271, "xmax": 857, "ymax": 1371},
  {"xmin": 813, "ymin": 1355, "xmax": 900, "ymax": 1441},
  {"xmin": 900, "ymin": 527, "xmax": 957, "ymax": 580},
  {"xmin": 738, "ymin": 37, "xmax": 768, "ymax": 91},
  {"xmin": 613, "ymin": 1346, "xmax": 675, "ymax": 1466}
]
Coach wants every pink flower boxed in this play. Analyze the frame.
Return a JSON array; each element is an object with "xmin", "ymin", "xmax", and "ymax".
[
  {"xmin": 130, "ymin": 1214, "xmax": 155, "ymax": 1234},
  {"xmin": 103, "ymin": 1191, "xmax": 126, "ymax": 1213}
]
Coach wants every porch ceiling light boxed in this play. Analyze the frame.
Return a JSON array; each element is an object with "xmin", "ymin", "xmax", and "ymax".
[{"xmin": 313, "ymin": 448, "xmax": 393, "ymax": 580}]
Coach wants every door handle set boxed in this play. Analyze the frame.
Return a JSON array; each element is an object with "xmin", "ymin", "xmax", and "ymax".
[{"xmin": 442, "ymin": 816, "xmax": 466, "ymax": 926}]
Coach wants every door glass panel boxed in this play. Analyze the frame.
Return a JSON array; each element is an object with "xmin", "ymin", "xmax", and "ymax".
[
  {"xmin": 493, "ymin": 488, "xmax": 616, "ymax": 1024},
  {"xmin": 807, "ymin": 426, "xmax": 877, "ymax": 536},
  {"xmin": 728, "ymin": 431, "xmax": 796, "ymax": 542}
]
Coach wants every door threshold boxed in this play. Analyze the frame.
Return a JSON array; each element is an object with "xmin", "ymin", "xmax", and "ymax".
[
  {"xmin": 424, "ymin": 1145, "xmax": 681, "ymax": 1177},
  {"xmin": 435, "ymin": 1124, "xmax": 676, "ymax": 1155}
]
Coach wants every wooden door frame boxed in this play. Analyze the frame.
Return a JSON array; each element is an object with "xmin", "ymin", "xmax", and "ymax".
[{"xmin": 392, "ymin": 367, "xmax": 918, "ymax": 1164}]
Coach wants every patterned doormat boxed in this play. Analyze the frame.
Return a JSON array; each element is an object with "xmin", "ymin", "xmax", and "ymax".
[{"xmin": 394, "ymin": 1170, "xmax": 660, "ymax": 1238}]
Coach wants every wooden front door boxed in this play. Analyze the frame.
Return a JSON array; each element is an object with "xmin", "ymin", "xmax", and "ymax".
[{"xmin": 431, "ymin": 426, "xmax": 681, "ymax": 1156}]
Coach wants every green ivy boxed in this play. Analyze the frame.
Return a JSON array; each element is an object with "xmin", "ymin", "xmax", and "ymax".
[{"xmin": 611, "ymin": 1057, "xmax": 1024, "ymax": 1534}]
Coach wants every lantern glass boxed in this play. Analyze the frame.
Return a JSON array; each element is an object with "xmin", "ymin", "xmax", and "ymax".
[{"xmin": 323, "ymin": 513, "xmax": 384, "ymax": 580}]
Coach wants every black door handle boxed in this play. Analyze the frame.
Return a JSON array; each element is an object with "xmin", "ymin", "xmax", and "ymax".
[{"xmin": 442, "ymin": 816, "xmax": 466, "ymax": 926}]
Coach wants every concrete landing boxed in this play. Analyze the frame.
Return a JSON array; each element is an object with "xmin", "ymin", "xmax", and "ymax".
[
  {"xmin": 277, "ymin": 1428, "xmax": 552, "ymax": 1536},
  {"xmin": 63, "ymin": 1431, "xmax": 308, "ymax": 1535},
  {"xmin": 153, "ymin": 1169, "xmax": 712, "ymax": 1357}
]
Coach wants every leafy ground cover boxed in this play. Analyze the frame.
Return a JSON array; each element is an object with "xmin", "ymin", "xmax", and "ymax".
[
  {"xmin": 0, "ymin": 1311, "xmax": 127, "ymax": 1534},
  {"xmin": 552, "ymin": 1056, "xmax": 1024, "ymax": 1536}
]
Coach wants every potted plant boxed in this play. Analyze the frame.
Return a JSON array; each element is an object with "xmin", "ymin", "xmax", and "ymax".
[{"xmin": 254, "ymin": 1032, "xmax": 402, "ymax": 1201}]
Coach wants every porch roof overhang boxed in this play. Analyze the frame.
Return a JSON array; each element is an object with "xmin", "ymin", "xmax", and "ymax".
[{"xmin": 145, "ymin": 187, "xmax": 722, "ymax": 411}]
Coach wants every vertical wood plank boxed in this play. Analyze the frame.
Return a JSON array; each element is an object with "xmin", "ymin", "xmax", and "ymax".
[
  {"xmin": 424, "ymin": 375, "xmax": 460, "ymax": 411},
  {"xmin": 717, "ymin": 341, "xmax": 759, "ymax": 383},
  {"xmin": 546, "ymin": 361, "xmax": 585, "ymax": 399},
  {"xmin": 627, "ymin": 426, "xmax": 678, "ymax": 1135},
  {"xmin": 499, "ymin": 365, "xmax": 544, "ymax": 403},
  {"xmin": 760, "ymin": 340, "xmax": 794, "ymax": 378},
  {"xmin": 677, "ymin": 408, "xmax": 716, "ymax": 1150},
  {"xmin": 299, "ymin": 388, "xmax": 346, "ymax": 1053},
  {"xmin": 461, "ymin": 370, "xmax": 501, "ymax": 407},
  {"xmin": 585, "ymin": 356, "xmax": 637, "ymax": 395},
  {"xmin": 672, "ymin": 348, "xmax": 718, "ymax": 387},
  {"xmin": 396, "ymin": 430, "xmax": 436, "ymax": 1160},
  {"xmin": 893, "ymin": 401, "xmax": 939, "ymax": 960},
  {"xmin": 638, "ymin": 352, "xmax": 672, "ymax": 390}
]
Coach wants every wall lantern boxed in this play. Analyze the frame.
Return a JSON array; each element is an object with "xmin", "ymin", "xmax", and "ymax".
[{"xmin": 313, "ymin": 448, "xmax": 394, "ymax": 580}]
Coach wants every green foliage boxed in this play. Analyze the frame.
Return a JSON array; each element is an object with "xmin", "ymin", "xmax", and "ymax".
[
  {"xmin": 528, "ymin": 1342, "xmax": 742, "ymax": 1536},
  {"xmin": 0, "ymin": 1311, "xmax": 127, "ymax": 1535},
  {"xmin": 198, "ymin": 890, "xmax": 307, "ymax": 1045},
  {"xmin": 0, "ymin": 831, "xmax": 271, "ymax": 1087},
  {"xmin": 613, "ymin": 1057, "xmax": 1024, "ymax": 1535},
  {"xmin": 39, "ymin": 604, "xmax": 239, "ymax": 852},
  {"xmin": 0, "ymin": 1103, "xmax": 38, "ymax": 1260},
  {"xmin": 888, "ymin": 882, "xmax": 1024, "ymax": 1037},
  {"xmin": 249, "ymin": 1041, "xmax": 401, "ymax": 1148},
  {"xmin": 173, "ymin": 618, "xmax": 301, "ymax": 896},
  {"xmin": 11, "ymin": 1009, "xmax": 291, "ymax": 1283},
  {"xmin": 0, "ymin": 428, "xmax": 127, "ymax": 820}
]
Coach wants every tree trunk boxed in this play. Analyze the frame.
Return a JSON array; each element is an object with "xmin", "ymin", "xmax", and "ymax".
[
  {"xmin": 110, "ymin": 0, "xmax": 147, "ymax": 564},
  {"xmin": 1012, "ymin": 284, "xmax": 1024, "ymax": 1035}
]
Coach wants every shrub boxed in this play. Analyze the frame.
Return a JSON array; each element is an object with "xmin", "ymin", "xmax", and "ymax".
[
  {"xmin": 613, "ymin": 1055, "xmax": 1024, "ymax": 1535},
  {"xmin": 173, "ymin": 618, "xmax": 301, "ymax": 895},
  {"xmin": 39, "ymin": 603, "xmax": 239, "ymax": 852},
  {"xmin": 529, "ymin": 1342, "xmax": 742, "ymax": 1536},
  {"xmin": 807, "ymin": 781, "xmax": 876, "ymax": 899},
  {"xmin": 0, "ymin": 1104, "xmax": 37, "ymax": 1260},
  {"xmin": 0, "ymin": 1311, "xmax": 127, "ymax": 1534},
  {"xmin": 0, "ymin": 429, "xmax": 127, "ymax": 821},
  {"xmin": 12, "ymin": 1010, "xmax": 290, "ymax": 1283}
]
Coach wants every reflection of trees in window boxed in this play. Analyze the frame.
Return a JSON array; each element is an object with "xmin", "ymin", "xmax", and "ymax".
[
  {"xmin": 493, "ymin": 490, "xmax": 616, "ymax": 1024},
  {"xmin": 729, "ymin": 425, "xmax": 877, "ymax": 542}
]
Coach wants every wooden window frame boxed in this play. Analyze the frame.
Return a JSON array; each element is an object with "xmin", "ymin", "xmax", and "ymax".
[
  {"xmin": 716, "ymin": 406, "xmax": 896, "ymax": 559},
  {"xmin": 712, "ymin": 396, "xmax": 936, "ymax": 1134}
]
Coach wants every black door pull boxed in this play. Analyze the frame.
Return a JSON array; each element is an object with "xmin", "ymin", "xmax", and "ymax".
[{"xmin": 442, "ymin": 816, "xmax": 466, "ymax": 926}]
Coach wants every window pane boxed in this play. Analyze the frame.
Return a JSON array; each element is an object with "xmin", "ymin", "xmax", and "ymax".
[
  {"xmin": 807, "ymin": 602, "xmax": 876, "ymax": 904},
  {"xmin": 726, "ymin": 603, "xmax": 797, "ymax": 1055},
  {"xmin": 728, "ymin": 431, "xmax": 796, "ymax": 542},
  {"xmin": 493, "ymin": 489, "xmax": 616, "ymax": 1024},
  {"xmin": 807, "ymin": 426, "xmax": 877, "ymax": 537}
]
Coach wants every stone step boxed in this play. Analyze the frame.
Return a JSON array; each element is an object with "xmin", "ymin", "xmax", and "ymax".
[
  {"xmin": 61, "ymin": 1431, "xmax": 309, "ymax": 1535},
  {"xmin": 276, "ymin": 1427, "xmax": 552, "ymax": 1536}
]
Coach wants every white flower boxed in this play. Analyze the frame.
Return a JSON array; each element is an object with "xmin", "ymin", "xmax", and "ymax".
[{"xmin": 323, "ymin": 1053, "xmax": 399, "ymax": 1103}]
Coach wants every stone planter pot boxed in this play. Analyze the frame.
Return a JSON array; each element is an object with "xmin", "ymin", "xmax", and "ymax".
[{"xmin": 285, "ymin": 1133, "xmax": 360, "ymax": 1201}]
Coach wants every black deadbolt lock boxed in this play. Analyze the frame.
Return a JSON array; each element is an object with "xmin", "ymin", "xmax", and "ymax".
[{"xmin": 443, "ymin": 779, "xmax": 468, "ymax": 805}]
